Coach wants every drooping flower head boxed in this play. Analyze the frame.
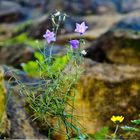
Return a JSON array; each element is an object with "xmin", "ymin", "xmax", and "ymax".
[
  {"xmin": 43, "ymin": 29, "xmax": 56, "ymax": 44},
  {"xmin": 69, "ymin": 40, "xmax": 80, "ymax": 49},
  {"xmin": 75, "ymin": 22, "xmax": 88, "ymax": 34},
  {"xmin": 111, "ymin": 115, "xmax": 124, "ymax": 123}
]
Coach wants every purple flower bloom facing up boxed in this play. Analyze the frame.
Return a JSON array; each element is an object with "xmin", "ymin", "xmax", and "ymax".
[
  {"xmin": 43, "ymin": 29, "xmax": 56, "ymax": 44},
  {"xmin": 69, "ymin": 39, "xmax": 80, "ymax": 49},
  {"xmin": 75, "ymin": 22, "xmax": 88, "ymax": 34}
]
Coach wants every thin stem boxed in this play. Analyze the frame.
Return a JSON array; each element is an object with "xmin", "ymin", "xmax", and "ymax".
[
  {"xmin": 112, "ymin": 125, "xmax": 119, "ymax": 140},
  {"xmin": 63, "ymin": 117, "xmax": 71, "ymax": 140},
  {"xmin": 114, "ymin": 125, "xmax": 119, "ymax": 135},
  {"xmin": 49, "ymin": 24, "xmax": 59, "ymax": 64},
  {"xmin": 49, "ymin": 43, "xmax": 53, "ymax": 62},
  {"xmin": 60, "ymin": 108, "xmax": 71, "ymax": 139}
]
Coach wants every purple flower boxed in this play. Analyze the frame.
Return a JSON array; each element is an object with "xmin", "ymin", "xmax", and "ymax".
[
  {"xmin": 69, "ymin": 40, "xmax": 80, "ymax": 49},
  {"xmin": 43, "ymin": 29, "xmax": 56, "ymax": 43},
  {"xmin": 75, "ymin": 22, "xmax": 88, "ymax": 34}
]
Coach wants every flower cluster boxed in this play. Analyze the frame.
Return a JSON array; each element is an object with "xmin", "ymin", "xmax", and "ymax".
[
  {"xmin": 69, "ymin": 22, "xmax": 88, "ymax": 49},
  {"xmin": 43, "ymin": 21, "xmax": 88, "ymax": 54},
  {"xmin": 111, "ymin": 115, "xmax": 124, "ymax": 123}
]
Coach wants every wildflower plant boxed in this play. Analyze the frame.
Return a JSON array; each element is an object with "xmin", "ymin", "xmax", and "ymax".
[
  {"xmin": 12, "ymin": 11, "xmax": 88, "ymax": 139},
  {"xmin": 109, "ymin": 115, "xmax": 140, "ymax": 139},
  {"xmin": 110, "ymin": 115, "xmax": 124, "ymax": 139}
]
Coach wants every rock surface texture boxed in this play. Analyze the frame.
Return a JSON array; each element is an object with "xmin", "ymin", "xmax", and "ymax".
[
  {"xmin": 74, "ymin": 59, "xmax": 140, "ymax": 135},
  {"xmin": 0, "ymin": 67, "xmax": 10, "ymax": 138},
  {"xmin": 86, "ymin": 17, "xmax": 140, "ymax": 64},
  {"xmin": 0, "ymin": 67, "xmax": 48, "ymax": 139},
  {"xmin": 0, "ymin": 1, "xmax": 23, "ymax": 23},
  {"xmin": 0, "ymin": 44, "xmax": 34, "ymax": 68}
]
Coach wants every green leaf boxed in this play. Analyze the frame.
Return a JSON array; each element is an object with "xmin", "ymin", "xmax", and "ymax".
[
  {"xmin": 121, "ymin": 125, "xmax": 139, "ymax": 132},
  {"xmin": 22, "ymin": 61, "xmax": 39, "ymax": 76},
  {"xmin": 35, "ymin": 52, "xmax": 44, "ymax": 62},
  {"xmin": 49, "ymin": 55, "xmax": 69, "ymax": 76},
  {"xmin": 94, "ymin": 127, "xmax": 109, "ymax": 140},
  {"xmin": 131, "ymin": 119, "xmax": 140, "ymax": 125}
]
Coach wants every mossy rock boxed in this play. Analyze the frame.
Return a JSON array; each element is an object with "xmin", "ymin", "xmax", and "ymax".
[
  {"xmin": 0, "ymin": 67, "xmax": 9, "ymax": 137},
  {"xmin": 74, "ymin": 59, "xmax": 140, "ymax": 135},
  {"xmin": 104, "ymin": 30, "xmax": 140, "ymax": 64}
]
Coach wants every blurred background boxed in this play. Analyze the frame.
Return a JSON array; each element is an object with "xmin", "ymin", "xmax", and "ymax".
[
  {"xmin": 1, "ymin": 0, "xmax": 140, "ymax": 139},
  {"xmin": 1, "ymin": 0, "xmax": 140, "ymax": 60},
  {"xmin": 1, "ymin": 0, "xmax": 140, "ymax": 64}
]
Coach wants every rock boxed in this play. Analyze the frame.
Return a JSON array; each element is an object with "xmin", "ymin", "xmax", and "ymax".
[
  {"xmin": 90, "ymin": 0, "xmax": 138, "ymax": 14},
  {"xmin": 0, "ymin": 67, "xmax": 10, "ymax": 138},
  {"xmin": 0, "ymin": 44, "xmax": 34, "ymax": 68},
  {"xmin": 0, "ymin": 66, "xmax": 48, "ymax": 139},
  {"xmin": 0, "ymin": 1, "xmax": 24, "ymax": 23},
  {"xmin": 63, "ymin": 0, "xmax": 140, "ymax": 15},
  {"xmin": 86, "ymin": 17, "xmax": 140, "ymax": 64},
  {"xmin": 17, "ymin": 0, "xmax": 139, "ymax": 16},
  {"xmin": 114, "ymin": 17, "xmax": 140, "ymax": 31},
  {"xmin": 0, "ymin": 24, "xmax": 16, "ymax": 41},
  {"xmin": 27, "ymin": 15, "xmax": 52, "ymax": 39},
  {"xmin": 0, "ymin": 20, "xmax": 33, "ymax": 41},
  {"xmin": 11, "ymin": 0, "xmax": 47, "ymax": 7},
  {"xmin": 6, "ymin": 86, "xmax": 47, "ymax": 139},
  {"xmin": 74, "ymin": 59, "xmax": 140, "ymax": 135}
]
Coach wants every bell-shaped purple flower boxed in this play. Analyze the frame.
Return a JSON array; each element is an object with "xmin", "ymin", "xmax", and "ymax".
[
  {"xmin": 69, "ymin": 39, "xmax": 80, "ymax": 49},
  {"xmin": 75, "ymin": 22, "xmax": 88, "ymax": 34},
  {"xmin": 43, "ymin": 29, "xmax": 56, "ymax": 44}
]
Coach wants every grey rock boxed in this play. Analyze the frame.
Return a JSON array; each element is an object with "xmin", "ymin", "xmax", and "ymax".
[
  {"xmin": 7, "ymin": 86, "xmax": 47, "ymax": 139},
  {"xmin": 0, "ymin": 44, "xmax": 34, "ymax": 68},
  {"xmin": 63, "ymin": 0, "xmax": 140, "ymax": 15},
  {"xmin": 86, "ymin": 16, "xmax": 140, "ymax": 64},
  {"xmin": 0, "ymin": 1, "xmax": 23, "ymax": 22},
  {"xmin": 113, "ymin": 17, "xmax": 140, "ymax": 31},
  {"xmin": 9, "ymin": 0, "xmax": 46, "ymax": 7},
  {"xmin": 0, "ymin": 66, "xmax": 48, "ymax": 139}
]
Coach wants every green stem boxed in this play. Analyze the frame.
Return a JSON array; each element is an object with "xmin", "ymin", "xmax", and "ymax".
[
  {"xmin": 49, "ymin": 24, "xmax": 59, "ymax": 64},
  {"xmin": 112, "ymin": 125, "xmax": 119, "ymax": 140},
  {"xmin": 114, "ymin": 125, "xmax": 119, "ymax": 135},
  {"xmin": 62, "ymin": 115, "xmax": 71, "ymax": 140}
]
